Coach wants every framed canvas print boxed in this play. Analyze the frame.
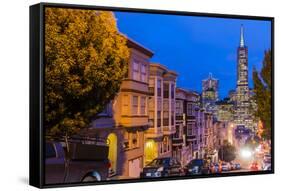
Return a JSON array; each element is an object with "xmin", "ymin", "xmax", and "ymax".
[{"xmin": 29, "ymin": 2, "xmax": 274, "ymax": 188}]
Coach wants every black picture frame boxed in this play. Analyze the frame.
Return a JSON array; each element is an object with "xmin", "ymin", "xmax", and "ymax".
[{"xmin": 30, "ymin": 2, "xmax": 274, "ymax": 189}]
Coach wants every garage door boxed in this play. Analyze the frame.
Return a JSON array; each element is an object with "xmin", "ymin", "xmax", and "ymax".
[{"xmin": 129, "ymin": 158, "xmax": 141, "ymax": 178}]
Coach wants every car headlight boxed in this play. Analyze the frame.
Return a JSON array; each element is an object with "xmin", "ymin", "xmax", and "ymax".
[{"xmin": 157, "ymin": 167, "xmax": 164, "ymax": 172}]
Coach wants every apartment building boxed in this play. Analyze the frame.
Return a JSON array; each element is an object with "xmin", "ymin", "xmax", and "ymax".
[
  {"xmin": 185, "ymin": 90, "xmax": 201, "ymax": 159},
  {"xmin": 204, "ymin": 112, "xmax": 218, "ymax": 162},
  {"xmin": 195, "ymin": 107, "xmax": 206, "ymax": 159},
  {"xmin": 145, "ymin": 63, "xmax": 177, "ymax": 165},
  {"xmin": 174, "ymin": 88, "xmax": 193, "ymax": 165},
  {"xmin": 86, "ymin": 37, "xmax": 154, "ymax": 178}
]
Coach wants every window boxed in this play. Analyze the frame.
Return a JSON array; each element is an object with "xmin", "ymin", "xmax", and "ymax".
[
  {"xmin": 130, "ymin": 132, "xmax": 139, "ymax": 148},
  {"xmin": 45, "ymin": 143, "xmax": 56, "ymax": 158},
  {"xmin": 176, "ymin": 101, "xmax": 182, "ymax": 116},
  {"xmin": 163, "ymin": 83, "xmax": 169, "ymax": 98},
  {"xmin": 163, "ymin": 137, "xmax": 169, "ymax": 153},
  {"xmin": 140, "ymin": 64, "xmax": 147, "ymax": 82},
  {"xmin": 163, "ymin": 111, "xmax": 169, "ymax": 126},
  {"xmin": 187, "ymin": 103, "xmax": 193, "ymax": 116},
  {"xmin": 171, "ymin": 114, "xmax": 174, "ymax": 126},
  {"xmin": 163, "ymin": 101, "xmax": 169, "ymax": 111},
  {"xmin": 188, "ymin": 124, "xmax": 193, "ymax": 135},
  {"xmin": 175, "ymin": 126, "xmax": 180, "ymax": 138},
  {"xmin": 123, "ymin": 131, "xmax": 129, "ymax": 149},
  {"xmin": 157, "ymin": 111, "xmax": 161, "ymax": 127},
  {"xmin": 157, "ymin": 79, "xmax": 162, "ymax": 97},
  {"xmin": 122, "ymin": 95, "xmax": 129, "ymax": 115},
  {"xmin": 171, "ymin": 84, "xmax": 175, "ymax": 99},
  {"xmin": 132, "ymin": 96, "xmax": 138, "ymax": 115},
  {"xmin": 149, "ymin": 111, "xmax": 154, "ymax": 127},
  {"xmin": 133, "ymin": 61, "xmax": 140, "ymax": 81},
  {"xmin": 148, "ymin": 78, "xmax": 155, "ymax": 95},
  {"xmin": 157, "ymin": 99, "xmax": 162, "ymax": 111},
  {"xmin": 140, "ymin": 96, "xmax": 146, "ymax": 115}
]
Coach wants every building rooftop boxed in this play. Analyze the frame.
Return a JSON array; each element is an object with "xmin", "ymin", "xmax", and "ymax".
[
  {"xmin": 121, "ymin": 33, "xmax": 154, "ymax": 57},
  {"xmin": 150, "ymin": 62, "xmax": 178, "ymax": 77}
]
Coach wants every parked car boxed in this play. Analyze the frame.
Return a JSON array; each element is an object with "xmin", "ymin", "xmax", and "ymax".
[
  {"xmin": 215, "ymin": 163, "xmax": 222, "ymax": 173},
  {"xmin": 141, "ymin": 157, "xmax": 183, "ymax": 178},
  {"xmin": 221, "ymin": 162, "xmax": 231, "ymax": 171},
  {"xmin": 250, "ymin": 161, "xmax": 259, "ymax": 171},
  {"xmin": 234, "ymin": 163, "xmax": 241, "ymax": 170},
  {"xmin": 45, "ymin": 141, "xmax": 110, "ymax": 184},
  {"xmin": 209, "ymin": 163, "xmax": 221, "ymax": 173},
  {"xmin": 229, "ymin": 162, "xmax": 235, "ymax": 170},
  {"xmin": 185, "ymin": 159, "xmax": 210, "ymax": 175},
  {"xmin": 263, "ymin": 164, "xmax": 271, "ymax": 171},
  {"xmin": 262, "ymin": 158, "xmax": 271, "ymax": 170}
]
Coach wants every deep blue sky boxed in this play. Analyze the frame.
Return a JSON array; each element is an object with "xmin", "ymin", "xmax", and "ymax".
[{"xmin": 114, "ymin": 11, "xmax": 271, "ymax": 98}]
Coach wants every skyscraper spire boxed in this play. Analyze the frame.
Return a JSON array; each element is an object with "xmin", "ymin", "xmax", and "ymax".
[{"xmin": 240, "ymin": 24, "xmax": 245, "ymax": 47}]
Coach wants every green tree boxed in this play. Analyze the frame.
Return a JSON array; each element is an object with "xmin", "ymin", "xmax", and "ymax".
[
  {"xmin": 45, "ymin": 8, "xmax": 129, "ymax": 139},
  {"xmin": 218, "ymin": 141, "xmax": 236, "ymax": 162},
  {"xmin": 252, "ymin": 50, "xmax": 272, "ymax": 139}
]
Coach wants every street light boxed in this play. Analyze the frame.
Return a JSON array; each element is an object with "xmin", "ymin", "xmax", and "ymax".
[{"xmin": 240, "ymin": 148, "xmax": 253, "ymax": 160}]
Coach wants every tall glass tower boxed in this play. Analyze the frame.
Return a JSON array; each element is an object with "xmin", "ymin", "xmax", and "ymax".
[{"xmin": 235, "ymin": 25, "xmax": 251, "ymax": 128}]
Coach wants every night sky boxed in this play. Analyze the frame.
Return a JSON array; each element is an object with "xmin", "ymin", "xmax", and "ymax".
[{"xmin": 114, "ymin": 11, "xmax": 271, "ymax": 99}]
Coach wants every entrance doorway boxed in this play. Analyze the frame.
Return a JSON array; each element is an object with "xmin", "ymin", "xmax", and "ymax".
[{"xmin": 144, "ymin": 139, "xmax": 157, "ymax": 165}]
